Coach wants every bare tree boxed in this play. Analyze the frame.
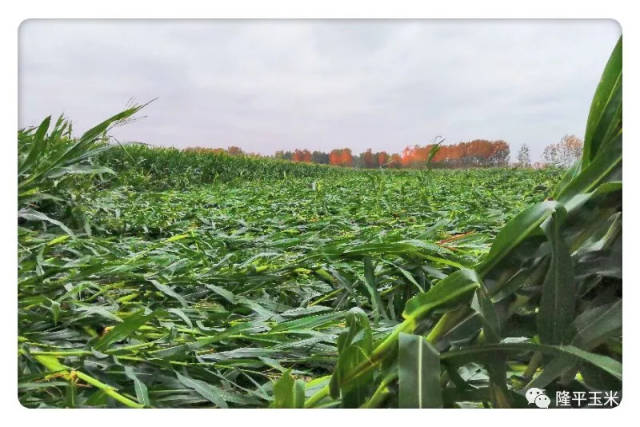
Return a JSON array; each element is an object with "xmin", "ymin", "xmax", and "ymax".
[
  {"xmin": 517, "ymin": 144, "xmax": 531, "ymax": 167},
  {"xmin": 543, "ymin": 135, "xmax": 583, "ymax": 167}
]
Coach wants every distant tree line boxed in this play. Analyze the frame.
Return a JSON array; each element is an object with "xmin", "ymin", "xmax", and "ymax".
[
  {"xmin": 516, "ymin": 135, "xmax": 583, "ymax": 169},
  {"xmin": 542, "ymin": 135, "xmax": 583, "ymax": 167},
  {"xmin": 273, "ymin": 139, "xmax": 511, "ymax": 169},
  {"xmin": 400, "ymin": 140, "xmax": 510, "ymax": 168},
  {"xmin": 183, "ymin": 135, "xmax": 583, "ymax": 169}
]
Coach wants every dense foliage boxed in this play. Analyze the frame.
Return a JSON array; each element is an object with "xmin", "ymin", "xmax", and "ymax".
[
  {"xmin": 17, "ymin": 38, "xmax": 621, "ymax": 409},
  {"xmin": 400, "ymin": 139, "xmax": 510, "ymax": 168},
  {"xmin": 97, "ymin": 143, "xmax": 354, "ymax": 191},
  {"xmin": 234, "ymin": 140, "xmax": 510, "ymax": 169}
]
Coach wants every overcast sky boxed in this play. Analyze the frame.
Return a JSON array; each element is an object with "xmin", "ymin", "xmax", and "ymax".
[{"xmin": 19, "ymin": 20, "xmax": 620, "ymax": 161}]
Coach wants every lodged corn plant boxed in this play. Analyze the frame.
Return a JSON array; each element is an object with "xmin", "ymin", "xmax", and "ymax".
[
  {"xmin": 289, "ymin": 37, "xmax": 622, "ymax": 409},
  {"xmin": 17, "ymin": 39, "xmax": 620, "ymax": 409},
  {"xmin": 18, "ymin": 106, "xmax": 145, "ymax": 234},
  {"xmin": 98, "ymin": 144, "xmax": 356, "ymax": 190}
]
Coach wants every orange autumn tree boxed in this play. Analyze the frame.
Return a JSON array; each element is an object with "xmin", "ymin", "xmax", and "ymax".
[
  {"xmin": 388, "ymin": 153, "xmax": 402, "ymax": 168},
  {"xmin": 328, "ymin": 150, "xmax": 340, "ymax": 165},
  {"xmin": 401, "ymin": 145, "xmax": 431, "ymax": 167},
  {"xmin": 376, "ymin": 151, "xmax": 389, "ymax": 167},
  {"xmin": 339, "ymin": 148, "xmax": 354, "ymax": 167},
  {"xmin": 227, "ymin": 146, "xmax": 244, "ymax": 156},
  {"xmin": 543, "ymin": 135, "xmax": 583, "ymax": 167},
  {"xmin": 401, "ymin": 140, "xmax": 510, "ymax": 168},
  {"xmin": 291, "ymin": 149, "xmax": 312, "ymax": 163},
  {"xmin": 488, "ymin": 140, "xmax": 510, "ymax": 166},
  {"xmin": 329, "ymin": 148, "xmax": 354, "ymax": 167},
  {"xmin": 362, "ymin": 149, "xmax": 376, "ymax": 168}
]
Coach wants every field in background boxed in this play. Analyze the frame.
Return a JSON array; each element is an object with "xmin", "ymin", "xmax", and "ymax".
[
  {"xmin": 18, "ymin": 160, "xmax": 562, "ymax": 407},
  {"xmin": 18, "ymin": 38, "xmax": 622, "ymax": 410}
]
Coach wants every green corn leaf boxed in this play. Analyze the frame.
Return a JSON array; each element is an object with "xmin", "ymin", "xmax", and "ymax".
[
  {"xmin": 571, "ymin": 300, "xmax": 622, "ymax": 348},
  {"xmin": 18, "ymin": 208, "xmax": 74, "ymax": 236},
  {"xmin": 329, "ymin": 308, "xmax": 373, "ymax": 407},
  {"xmin": 93, "ymin": 310, "xmax": 157, "ymax": 351},
  {"xmin": 470, "ymin": 287, "xmax": 510, "ymax": 407},
  {"xmin": 470, "ymin": 287, "xmax": 500, "ymax": 343},
  {"xmin": 20, "ymin": 116, "xmax": 51, "ymax": 174},
  {"xmin": 34, "ymin": 355, "xmax": 144, "ymax": 408},
  {"xmin": 403, "ymin": 268, "xmax": 480, "ymax": 321},
  {"xmin": 78, "ymin": 105, "xmax": 146, "ymax": 146},
  {"xmin": 124, "ymin": 365, "xmax": 151, "ymax": 407},
  {"xmin": 398, "ymin": 333, "xmax": 442, "ymax": 408},
  {"xmin": 272, "ymin": 369, "xmax": 305, "ymax": 408},
  {"xmin": 557, "ymin": 132, "xmax": 621, "ymax": 203},
  {"xmin": 442, "ymin": 342, "xmax": 621, "ymax": 381},
  {"xmin": 538, "ymin": 206, "xmax": 575, "ymax": 345},
  {"xmin": 148, "ymin": 279, "xmax": 188, "ymax": 307},
  {"xmin": 476, "ymin": 201, "xmax": 558, "ymax": 277},
  {"xmin": 176, "ymin": 371, "xmax": 228, "ymax": 408},
  {"xmin": 47, "ymin": 164, "xmax": 115, "ymax": 179},
  {"xmin": 582, "ymin": 37, "xmax": 622, "ymax": 168},
  {"xmin": 362, "ymin": 257, "xmax": 387, "ymax": 320},
  {"xmin": 525, "ymin": 356, "xmax": 573, "ymax": 390}
]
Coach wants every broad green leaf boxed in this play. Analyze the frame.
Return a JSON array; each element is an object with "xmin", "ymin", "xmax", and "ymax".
[
  {"xmin": 398, "ymin": 333, "xmax": 442, "ymax": 408},
  {"xmin": 571, "ymin": 300, "xmax": 622, "ymax": 348},
  {"xmin": 476, "ymin": 201, "xmax": 558, "ymax": 277},
  {"xmin": 124, "ymin": 365, "xmax": 151, "ymax": 407},
  {"xmin": 362, "ymin": 257, "xmax": 387, "ymax": 320},
  {"xmin": 557, "ymin": 132, "xmax": 621, "ymax": 203},
  {"xmin": 470, "ymin": 287, "xmax": 500, "ymax": 342},
  {"xmin": 20, "ymin": 116, "xmax": 51, "ymax": 174},
  {"xmin": 579, "ymin": 361, "xmax": 622, "ymax": 392},
  {"xmin": 270, "ymin": 311, "xmax": 346, "ymax": 332},
  {"xmin": 403, "ymin": 268, "xmax": 480, "ymax": 320},
  {"xmin": 168, "ymin": 307, "xmax": 193, "ymax": 328},
  {"xmin": 442, "ymin": 342, "xmax": 621, "ymax": 381},
  {"xmin": 34, "ymin": 355, "xmax": 144, "ymax": 408},
  {"xmin": 94, "ymin": 310, "xmax": 156, "ymax": 351},
  {"xmin": 47, "ymin": 164, "xmax": 115, "ymax": 178},
  {"xmin": 78, "ymin": 105, "xmax": 145, "ymax": 145},
  {"xmin": 582, "ymin": 37, "xmax": 622, "ymax": 168},
  {"xmin": 329, "ymin": 308, "xmax": 373, "ymax": 407},
  {"xmin": 538, "ymin": 206, "xmax": 575, "ymax": 345},
  {"xmin": 272, "ymin": 369, "xmax": 305, "ymax": 408},
  {"xmin": 392, "ymin": 263, "xmax": 425, "ymax": 293},
  {"xmin": 470, "ymin": 288, "xmax": 509, "ymax": 407},
  {"xmin": 176, "ymin": 371, "xmax": 228, "ymax": 408},
  {"xmin": 205, "ymin": 283, "xmax": 237, "ymax": 304},
  {"xmin": 148, "ymin": 279, "xmax": 188, "ymax": 307},
  {"xmin": 18, "ymin": 208, "xmax": 75, "ymax": 236}
]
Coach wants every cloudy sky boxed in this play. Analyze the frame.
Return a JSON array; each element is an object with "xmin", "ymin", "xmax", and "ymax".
[{"xmin": 19, "ymin": 20, "xmax": 620, "ymax": 161}]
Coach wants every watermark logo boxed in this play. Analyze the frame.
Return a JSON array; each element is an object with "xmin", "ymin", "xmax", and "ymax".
[
  {"xmin": 555, "ymin": 391, "xmax": 620, "ymax": 408},
  {"xmin": 526, "ymin": 388, "xmax": 551, "ymax": 408},
  {"xmin": 526, "ymin": 388, "xmax": 621, "ymax": 408}
]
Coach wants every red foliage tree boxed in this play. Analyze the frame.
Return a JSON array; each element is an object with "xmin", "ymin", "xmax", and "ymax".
[
  {"xmin": 329, "ymin": 148, "xmax": 354, "ymax": 167},
  {"xmin": 376, "ymin": 151, "xmax": 389, "ymax": 167},
  {"xmin": 401, "ymin": 140, "xmax": 510, "ymax": 168},
  {"xmin": 388, "ymin": 153, "xmax": 402, "ymax": 168},
  {"xmin": 227, "ymin": 146, "xmax": 244, "ymax": 156},
  {"xmin": 339, "ymin": 148, "xmax": 353, "ymax": 166},
  {"xmin": 362, "ymin": 149, "xmax": 376, "ymax": 168},
  {"xmin": 292, "ymin": 149, "xmax": 312, "ymax": 163}
]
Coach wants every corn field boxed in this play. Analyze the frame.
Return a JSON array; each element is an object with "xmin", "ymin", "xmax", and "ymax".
[{"xmin": 17, "ymin": 38, "xmax": 621, "ymax": 408}]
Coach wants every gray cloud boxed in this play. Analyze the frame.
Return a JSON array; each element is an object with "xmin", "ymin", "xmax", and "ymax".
[{"xmin": 19, "ymin": 19, "xmax": 620, "ymax": 161}]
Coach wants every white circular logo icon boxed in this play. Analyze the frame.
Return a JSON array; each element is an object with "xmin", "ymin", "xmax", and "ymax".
[
  {"xmin": 534, "ymin": 394, "xmax": 551, "ymax": 408},
  {"xmin": 526, "ymin": 388, "xmax": 550, "ymax": 408}
]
